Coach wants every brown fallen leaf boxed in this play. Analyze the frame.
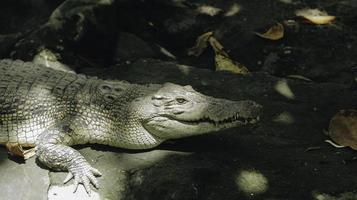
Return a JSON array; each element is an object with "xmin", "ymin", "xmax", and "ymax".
[
  {"xmin": 215, "ymin": 53, "xmax": 250, "ymax": 74},
  {"xmin": 207, "ymin": 36, "xmax": 249, "ymax": 74},
  {"xmin": 188, "ymin": 32, "xmax": 250, "ymax": 74},
  {"xmin": 187, "ymin": 32, "xmax": 213, "ymax": 57},
  {"xmin": 295, "ymin": 8, "xmax": 335, "ymax": 25},
  {"xmin": 255, "ymin": 23, "xmax": 284, "ymax": 40},
  {"xmin": 6, "ymin": 142, "xmax": 36, "ymax": 159},
  {"xmin": 328, "ymin": 109, "xmax": 357, "ymax": 150},
  {"xmin": 208, "ymin": 36, "xmax": 228, "ymax": 57}
]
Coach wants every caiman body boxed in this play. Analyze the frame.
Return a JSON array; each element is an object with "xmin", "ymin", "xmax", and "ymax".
[{"xmin": 0, "ymin": 59, "xmax": 262, "ymax": 193}]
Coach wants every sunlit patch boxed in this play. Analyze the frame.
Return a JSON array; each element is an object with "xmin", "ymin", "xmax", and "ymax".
[
  {"xmin": 98, "ymin": 0, "xmax": 113, "ymax": 5},
  {"xmin": 274, "ymin": 80, "xmax": 295, "ymax": 100},
  {"xmin": 224, "ymin": 3, "xmax": 241, "ymax": 17},
  {"xmin": 157, "ymin": 45, "xmax": 176, "ymax": 60},
  {"xmin": 312, "ymin": 192, "xmax": 331, "ymax": 200},
  {"xmin": 235, "ymin": 170, "xmax": 268, "ymax": 195},
  {"xmin": 312, "ymin": 191, "xmax": 357, "ymax": 200},
  {"xmin": 277, "ymin": 0, "xmax": 292, "ymax": 4},
  {"xmin": 177, "ymin": 64, "xmax": 191, "ymax": 76},
  {"xmin": 273, "ymin": 111, "xmax": 295, "ymax": 124},
  {"xmin": 119, "ymin": 150, "xmax": 191, "ymax": 169},
  {"xmin": 48, "ymin": 185, "xmax": 100, "ymax": 200},
  {"xmin": 197, "ymin": 5, "xmax": 222, "ymax": 16}
]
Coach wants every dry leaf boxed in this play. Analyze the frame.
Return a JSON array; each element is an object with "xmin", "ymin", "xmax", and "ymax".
[
  {"xmin": 273, "ymin": 111, "xmax": 295, "ymax": 124},
  {"xmin": 295, "ymin": 8, "xmax": 335, "ymax": 25},
  {"xmin": 255, "ymin": 23, "xmax": 284, "ymax": 40},
  {"xmin": 328, "ymin": 109, "xmax": 357, "ymax": 150},
  {"xmin": 208, "ymin": 37, "xmax": 228, "ymax": 57},
  {"xmin": 208, "ymin": 36, "xmax": 249, "ymax": 74},
  {"xmin": 215, "ymin": 53, "xmax": 250, "ymax": 74},
  {"xmin": 187, "ymin": 32, "xmax": 213, "ymax": 57},
  {"xmin": 6, "ymin": 142, "xmax": 36, "ymax": 159},
  {"xmin": 188, "ymin": 32, "xmax": 250, "ymax": 74}
]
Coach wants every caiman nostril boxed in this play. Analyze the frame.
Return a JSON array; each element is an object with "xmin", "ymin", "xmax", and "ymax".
[{"xmin": 173, "ymin": 110, "xmax": 184, "ymax": 115}]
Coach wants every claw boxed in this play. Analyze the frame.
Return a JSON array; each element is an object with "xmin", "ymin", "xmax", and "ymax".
[
  {"xmin": 63, "ymin": 172, "xmax": 74, "ymax": 184},
  {"xmin": 73, "ymin": 177, "xmax": 79, "ymax": 193}
]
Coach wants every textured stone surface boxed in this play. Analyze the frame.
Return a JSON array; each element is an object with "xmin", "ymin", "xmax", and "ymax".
[
  {"xmin": 0, "ymin": 147, "xmax": 49, "ymax": 200},
  {"xmin": 114, "ymin": 32, "xmax": 158, "ymax": 63},
  {"xmin": 48, "ymin": 146, "xmax": 186, "ymax": 200}
]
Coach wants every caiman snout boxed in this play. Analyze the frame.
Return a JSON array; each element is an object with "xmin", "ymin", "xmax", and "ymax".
[
  {"xmin": 203, "ymin": 98, "xmax": 262, "ymax": 126},
  {"xmin": 142, "ymin": 83, "xmax": 263, "ymax": 140},
  {"xmin": 238, "ymin": 100, "xmax": 263, "ymax": 121}
]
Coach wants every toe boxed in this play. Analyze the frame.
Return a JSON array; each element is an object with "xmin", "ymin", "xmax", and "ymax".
[
  {"xmin": 83, "ymin": 177, "xmax": 92, "ymax": 195},
  {"xmin": 73, "ymin": 177, "xmax": 80, "ymax": 193},
  {"xmin": 90, "ymin": 167, "xmax": 102, "ymax": 176},
  {"xmin": 88, "ymin": 174, "xmax": 99, "ymax": 189}
]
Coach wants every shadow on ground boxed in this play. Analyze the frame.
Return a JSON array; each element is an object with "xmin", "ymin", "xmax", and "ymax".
[{"xmin": 0, "ymin": 0, "xmax": 356, "ymax": 199}]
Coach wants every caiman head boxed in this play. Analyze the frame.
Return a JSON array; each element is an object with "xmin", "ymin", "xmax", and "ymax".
[{"xmin": 129, "ymin": 83, "xmax": 262, "ymax": 141}]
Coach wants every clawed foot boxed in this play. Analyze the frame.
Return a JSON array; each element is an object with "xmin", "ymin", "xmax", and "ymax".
[{"xmin": 64, "ymin": 164, "xmax": 102, "ymax": 195}]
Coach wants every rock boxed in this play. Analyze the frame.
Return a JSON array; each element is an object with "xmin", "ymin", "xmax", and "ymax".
[
  {"xmin": 125, "ymin": 153, "xmax": 243, "ymax": 200},
  {"xmin": 114, "ymin": 0, "xmax": 357, "ymax": 84},
  {"xmin": 12, "ymin": 0, "xmax": 117, "ymax": 67},
  {"xmin": 47, "ymin": 0, "xmax": 116, "ymax": 43},
  {"xmin": 114, "ymin": 32, "xmax": 158, "ymax": 64},
  {"xmin": 0, "ymin": 0, "xmax": 59, "ymax": 34},
  {"xmin": 0, "ymin": 148, "xmax": 49, "ymax": 200},
  {"xmin": 33, "ymin": 48, "xmax": 75, "ymax": 73},
  {"xmin": 0, "ymin": 33, "xmax": 22, "ymax": 58}
]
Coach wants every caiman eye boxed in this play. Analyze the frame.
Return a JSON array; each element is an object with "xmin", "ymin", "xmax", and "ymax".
[{"xmin": 176, "ymin": 97, "xmax": 188, "ymax": 104}]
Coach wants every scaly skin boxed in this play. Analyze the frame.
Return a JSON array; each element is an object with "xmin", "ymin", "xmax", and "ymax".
[{"xmin": 0, "ymin": 59, "xmax": 262, "ymax": 194}]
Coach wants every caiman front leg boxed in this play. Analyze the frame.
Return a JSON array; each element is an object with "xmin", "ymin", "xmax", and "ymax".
[{"xmin": 35, "ymin": 122, "xmax": 102, "ymax": 194}]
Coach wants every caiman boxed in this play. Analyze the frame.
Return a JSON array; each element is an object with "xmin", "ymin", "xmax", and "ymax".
[{"xmin": 0, "ymin": 59, "xmax": 262, "ymax": 194}]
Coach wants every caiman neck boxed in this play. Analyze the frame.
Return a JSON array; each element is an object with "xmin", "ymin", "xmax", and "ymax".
[{"xmin": 110, "ymin": 121, "xmax": 164, "ymax": 149}]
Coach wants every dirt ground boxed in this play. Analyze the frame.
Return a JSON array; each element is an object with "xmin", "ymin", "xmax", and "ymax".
[{"xmin": 0, "ymin": 0, "xmax": 356, "ymax": 199}]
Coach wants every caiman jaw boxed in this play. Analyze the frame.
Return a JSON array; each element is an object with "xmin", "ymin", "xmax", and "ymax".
[{"xmin": 177, "ymin": 113, "xmax": 260, "ymax": 127}]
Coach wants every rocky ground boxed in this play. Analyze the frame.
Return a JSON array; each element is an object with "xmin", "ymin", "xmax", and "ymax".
[{"xmin": 0, "ymin": 0, "xmax": 356, "ymax": 200}]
